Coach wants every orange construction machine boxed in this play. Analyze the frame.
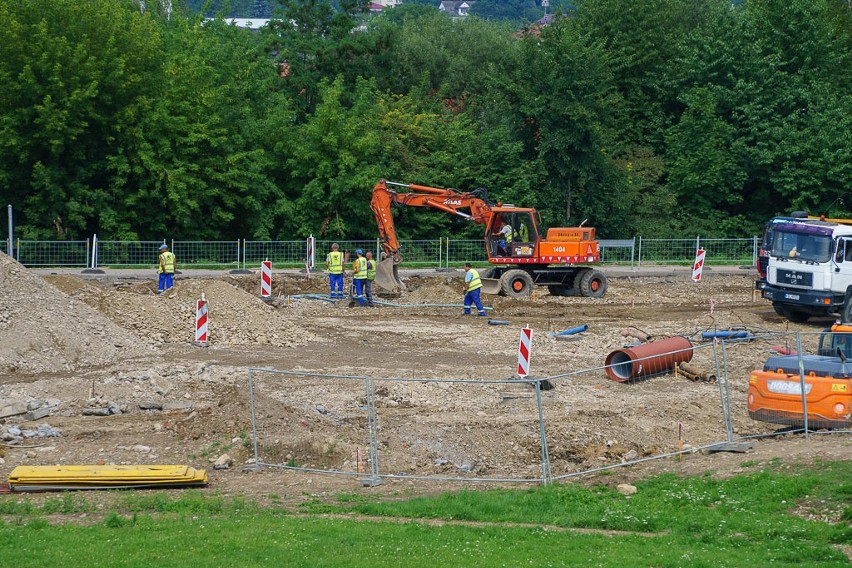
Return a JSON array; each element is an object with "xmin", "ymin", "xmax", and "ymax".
[
  {"xmin": 370, "ymin": 179, "xmax": 608, "ymax": 297},
  {"xmin": 748, "ymin": 324, "xmax": 852, "ymax": 429}
]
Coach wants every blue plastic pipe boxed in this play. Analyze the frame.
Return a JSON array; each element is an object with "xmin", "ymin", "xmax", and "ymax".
[
  {"xmin": 700, "ymin": 331, "xmax": 750, "ymax": 339},
  {"xmin": 554, "ymin": 324, "xmax": 588, "ymax": 336}
]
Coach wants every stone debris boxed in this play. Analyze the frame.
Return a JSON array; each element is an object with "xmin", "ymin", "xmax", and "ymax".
[{"xmin": 3, "ymin": 423, "xmax": 63, "ymax": 444}]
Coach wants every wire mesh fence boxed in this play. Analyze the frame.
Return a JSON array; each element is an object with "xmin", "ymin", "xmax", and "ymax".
[
  {"xmin": 96, "ymin": 240, "xmax": 167, "ymax": 268},
  {"xmin": 12, "ymin": 236, "xmax": 759, "ymax": 269},
  {"xmin": 246, "ymin": 332, "xmax": 849, "ymax": 487},
  {"xmin": 16, "ymin": 239, "xmax": 89, "ymax": 267},
  {"xmin": 174, "ymin": 241, "xmax": 240, "ymax": 269}
]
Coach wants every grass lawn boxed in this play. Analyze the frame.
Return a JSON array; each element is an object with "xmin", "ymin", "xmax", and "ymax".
[{"xmin": 1, "ymin": 459, "xmax": 849, "ymax": 567}]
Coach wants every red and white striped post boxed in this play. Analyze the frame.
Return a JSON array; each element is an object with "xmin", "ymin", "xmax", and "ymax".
[
  {"xmin": 692, "ymin": 248, "xmax": 706, "ymax": 283},
  {"xmin": 517, "ymin": 325, "xmax": 533, "ymax": 378},
  {"xmin": 195, "ymin": 293, "xmax": 208, "ymax": 347},
  {"xmin": 260, "ymin": 259, "xmax": 272, "ymax": 298}
]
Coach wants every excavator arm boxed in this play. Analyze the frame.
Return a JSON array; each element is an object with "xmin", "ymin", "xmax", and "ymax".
[{"xmin": 370, "ymin": 179, "xmax": 495, "ymax": 293}]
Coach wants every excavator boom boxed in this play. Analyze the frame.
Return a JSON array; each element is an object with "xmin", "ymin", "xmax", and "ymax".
[{"xmin": 371, "ymin": 180, "xmax": 495, "ymax": 294}]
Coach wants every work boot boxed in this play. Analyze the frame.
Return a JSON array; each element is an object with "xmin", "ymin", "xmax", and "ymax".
[
  {"xmin": 463, "ymin": 311, "xmax": 471, "ymax": 316},
  {"xmin": 478, "ymin": 312, "xmax": 487, "ymax": 317}
]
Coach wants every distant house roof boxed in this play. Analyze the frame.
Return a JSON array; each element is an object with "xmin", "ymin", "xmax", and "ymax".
[
  {"xmin": 439, "ymin": 1, "xmax": 474, "ymax": 19},
  {"xmin": 369, "ymin": 3, "xmax": 384, "ymax": 12}
]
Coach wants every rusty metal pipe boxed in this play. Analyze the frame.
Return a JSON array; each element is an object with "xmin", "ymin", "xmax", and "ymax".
[{"xmin": 605, "ymin": 336, "xmax": 693, "ymax": 382}]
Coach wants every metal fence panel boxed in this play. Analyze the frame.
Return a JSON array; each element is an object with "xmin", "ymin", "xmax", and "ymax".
[
  {"xmin": 173, "ymin": 241, "xmax": 239, "ymax": 268},
  {"xmin": 96, "ymin": 241, "xmax": 166, "ymax": 268},
  {"xmin": 372, "ymin": 377, "xmax": 547, "ymax": 483},
  {"xmin": 244, "ymin": 240, "xmax": 306, "ymax": 267},
  {"xmin": 599, "ymin": 239, "xmax": 635, "ymax": 265},
  {"xmin": 247, "ymin": 369, "xmax": 372, "ymax": 478},
  {"xmin": 638, "ymin": 237, "xmax": 757, "ymax": 266},
  {"xmin": 16, "ymin": 239, "xmax": 89, "ymax": 267},
  {"xmin": 446, "ymin": 239, "xmax": 489, "ymax": 267}
]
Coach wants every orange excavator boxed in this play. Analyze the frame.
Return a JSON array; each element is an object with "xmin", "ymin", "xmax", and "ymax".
[
  {"xmin": 748, "ymin": 323, "xmax": 852, "ymax": 429},
  {"xmin": 370, "ymin": 179, "xmax": 608, "ymax": 298}
]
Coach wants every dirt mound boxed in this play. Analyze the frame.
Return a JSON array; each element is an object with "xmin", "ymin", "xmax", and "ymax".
[
  {"xmin": 0, "ymin": 254, "xmax": 150, "ymax": 375},
  {"xmin": 44, "ymin": 274, "xmax": 318, "ymax": 348}
]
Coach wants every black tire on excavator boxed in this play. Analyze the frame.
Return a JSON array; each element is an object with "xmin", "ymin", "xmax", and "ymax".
[
  {"xmin": 578, "ymin": 269, "xmax": 608, "ymax": 298},
  {"xmin": 501, "ymin": 269, "xmax": 534, "ymax": 298}
]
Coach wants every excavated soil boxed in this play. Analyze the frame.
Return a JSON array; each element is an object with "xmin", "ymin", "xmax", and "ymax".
[{"xmin": 0, "ymin": 254, "xmax": 849, "ymax": 505}]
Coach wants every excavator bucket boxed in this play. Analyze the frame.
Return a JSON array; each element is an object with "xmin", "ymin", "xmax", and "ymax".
[
  {"xmin": 480, "ymin": 277, "xmax": 502, "ymax": 296},
  {"xmin": 374, "ymin": 257, "xmax": 405, "ymax": 295}
]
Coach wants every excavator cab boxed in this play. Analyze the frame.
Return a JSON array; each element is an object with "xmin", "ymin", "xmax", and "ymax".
[
  {"xmin": 486, "ymin": 210, "xmax": 538, "ymax": 258},
  {"xmin": 818, "ymin": 324, "xmax": 852, "ymax": 360}
]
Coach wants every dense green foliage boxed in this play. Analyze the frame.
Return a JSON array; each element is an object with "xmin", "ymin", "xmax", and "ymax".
[
  {"xmin": 1, "ymin": 0, "xmax": 849, "ymax": 240},
  {"xmin": 0, "ymin": 460, "xmax": 850, "ymax": 566}
]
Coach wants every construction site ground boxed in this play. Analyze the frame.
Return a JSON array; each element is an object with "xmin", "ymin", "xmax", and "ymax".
[{"xmin": 1, "ymin": 256, "xmax": 849, "ymax": 509}]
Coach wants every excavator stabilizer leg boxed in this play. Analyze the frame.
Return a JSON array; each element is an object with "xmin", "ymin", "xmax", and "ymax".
[{"xmin": 375, "ymin": 257, "xmax": 405, "ymax": 295}]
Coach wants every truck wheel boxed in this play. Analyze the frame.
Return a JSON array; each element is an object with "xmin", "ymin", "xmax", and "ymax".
[
  {"xmin": 547, "ymin": 285, "xmax": 574, "ymax": 297},
  {"xmin": 780, "ymin": 306, "xmax": 810, "ymax": 323},
  {"xmin": 841, "ymin": 296, "xmax": 852, "ymax": 324},
  {"xmin": 579, "ymin": 269, "xmax": 608, "ymax": 298},
  {"xmin": 501, "ymin": 269, "xmax": 533, "ymax": 298},
  {"xmin": 772, "ymin": 303, "xmax": 786, "ymax": 317}
]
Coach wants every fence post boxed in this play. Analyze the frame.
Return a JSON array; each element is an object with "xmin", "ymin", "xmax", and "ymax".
[
  {"xmin": 80, "ymin": 235, "xmax": 99, "ymax": 274},
  {"xmin": 630, "ymin": 236, "xmax": 636, "ymax": 267},
  {"xmin": 637, "ymin": 236, "xmax": 643, "ymax": 267},
  {"xmin": 438, "ymin": 236, "xmax": 442, "ymax": 270},
  {"xmin": 375, "ymin": 238, "xmax": 381, "ymax": 265},
  {"xmin": 752, "ymin": 236, "xmax": 758, "ymax": 268},
  {"xmin": 796, "ymin": 333, "xmax": 809, "ymax": 437},
  {"xmin": 6, "ymin": 204, "xmax": 12, "ymax": 257},
  {"xmin": 247, "ymin": 369, "xmax": 262, "ymax": 472},
  {"xmin": 710, "ymin": 338, "xmax": 753, "ymax": 453},
  {"xmin": 696, "ymin": 235, "xmax": 701, "ymax": 255},
  {"xmin": 362, "ymin": 376, "xmax": 383, "ymax": 487},
  {"xmin": 534, "ymin": 380, "xmax": 552, "ymax": 486}
]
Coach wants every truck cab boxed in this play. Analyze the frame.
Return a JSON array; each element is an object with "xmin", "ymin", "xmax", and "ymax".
[{"xmin": 762, "ymin": 220, "xmax": 852, "ymax": 322}]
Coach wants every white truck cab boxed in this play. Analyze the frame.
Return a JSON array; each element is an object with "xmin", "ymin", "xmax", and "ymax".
[{"xmin": 763, "ymin": 220, "xmax": 852, "ymax": 323}]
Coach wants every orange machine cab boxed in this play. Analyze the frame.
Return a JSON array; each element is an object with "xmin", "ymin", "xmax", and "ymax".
[{"xmin": 747, "ymin": 338, "xmax": 852, "ymax": 429}]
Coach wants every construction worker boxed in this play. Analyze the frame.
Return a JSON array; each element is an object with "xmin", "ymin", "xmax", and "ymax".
[
  {"xmin": 462, "ymin": 263, "xmax": 487, "ymax": 316},
  {"xmin": 499, "ymin": 220, "xmax": 513, "ymax": 255},
  {"xmin": 364, "ymin": 251, "xmax": 376, "ymax": 307},
  {"xmin": 351, "ymin": 249, "xmax": 368, "ymax": 307},
  {"xmin": 157, "ymin": 243, "xmax": 176, "ymax": 295},
  {"xmin": 518, "ymin": 220, "xmax": 530, "ymax": 242},
  {"xmin": 326, "ymin": 243, "xmax": 344, "ymax": 299}
]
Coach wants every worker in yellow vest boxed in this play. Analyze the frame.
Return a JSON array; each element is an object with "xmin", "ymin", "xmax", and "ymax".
[
  {"xmin": 364, "ymin": 251, "xmax": 377, "ymax": 307},
  {"xmin": 463, "ymin": 263, "xmax": 487, "ymax": 316},
  {"xmin": 351, "ymin": 249, "xmax": 368, "ymax": 307},
  {"xmin": 157, "ymin": 243, "xmax": 176, "ymax": 295},
  {"xmin": 326, "ymin": 243, "xmax": 344, "ymax": 299}
]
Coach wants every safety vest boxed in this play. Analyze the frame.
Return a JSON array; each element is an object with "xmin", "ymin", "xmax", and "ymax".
[
  {"xmin": 326, "ymin": 251, "xmax": 344, "ymax": 274},
  {"xmin": 158, "ymin": 251, "xmax": 175, "ymax": 274},
  {"xmin": 466, "ymin": 269, "xmax": 482, "ymax": 292},
  {"xmin": 366, "ymin": 259, "xmax": 376, "ymax": 281},
  {"xmin": 503, "ymin": 225, "xmax": 514, "ymax": 243},
  {"xmin": 353, "ymin": 256, "xmax": 368, "ymax": 279},
  {"xmin": 518, "ymin": 223, "xmax": 529, "ymax": 242}
]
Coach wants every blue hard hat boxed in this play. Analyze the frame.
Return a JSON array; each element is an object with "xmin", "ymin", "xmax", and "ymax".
[
  {"xmin": 159, "ymin": 244, "xmax": 168, "ymax": 250},
  {"xmin": 355, "ymin": 249, "xmax": 363, "ymax": 255}
]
